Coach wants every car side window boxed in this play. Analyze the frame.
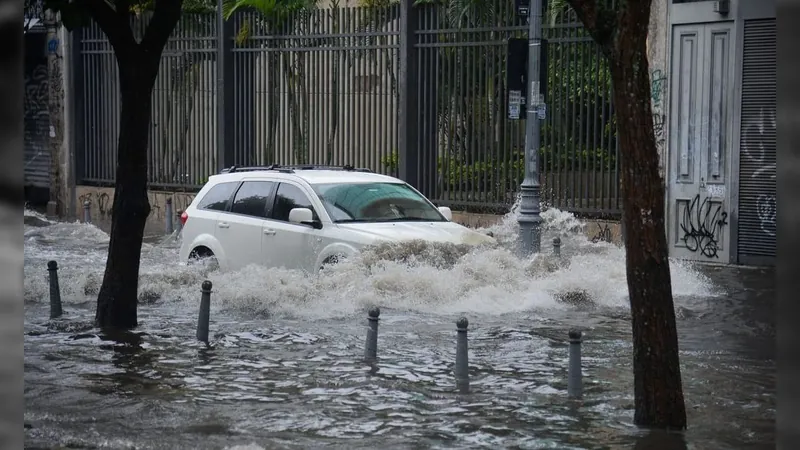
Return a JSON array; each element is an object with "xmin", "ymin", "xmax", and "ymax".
[
  {"xmin": 230, "ymin": 181, "xmax": 276, "ymax": 218},
  {"xmin": 197, "ymin": 182, "xmax": 238, "ymax": 211},
  {"xmin": 271, "ymin": 183, "xmax": 319, "ymax": 223}
]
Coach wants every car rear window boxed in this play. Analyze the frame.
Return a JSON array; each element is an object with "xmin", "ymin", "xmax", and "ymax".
[{"xmin": 197, "ymin": 181, "xmax": 238, "ymax": 211}]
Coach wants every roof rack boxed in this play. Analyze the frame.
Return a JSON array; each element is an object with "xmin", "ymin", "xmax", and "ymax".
[{"xmin": 219, "ymin": 164, "xmax": 373, "ymax": 174}]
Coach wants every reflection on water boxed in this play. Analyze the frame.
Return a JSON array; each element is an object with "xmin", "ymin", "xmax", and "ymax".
[{"xmin": 23, "ymin": 207, "xmax": 774, "ymax": 449}]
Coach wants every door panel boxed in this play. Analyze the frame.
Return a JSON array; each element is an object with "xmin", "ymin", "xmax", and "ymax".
[
  {"xmin": 263, "ymin": 182, "xmax": 324, "ymax": 273},
  {"xmin": 668, "ymin": 22, "xmax": 734, "ymax": 261},
  {"xmin": 215, "ymin": 180, "xmax": 276, "ymax": 271}
]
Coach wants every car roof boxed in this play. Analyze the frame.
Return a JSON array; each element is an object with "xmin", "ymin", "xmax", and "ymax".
[{"xmin": 207, "ymin": 168, "xmax": 404, "ymax": 186}]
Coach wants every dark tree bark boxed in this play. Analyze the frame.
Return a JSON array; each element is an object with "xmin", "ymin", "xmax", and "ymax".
[
  {"xmin": 564, "ymin": 0, "xmax": 687, "ymax": 429},
  {"xmin": 85, "ymin": 0, "xmax": 183, "ymax": 329}
]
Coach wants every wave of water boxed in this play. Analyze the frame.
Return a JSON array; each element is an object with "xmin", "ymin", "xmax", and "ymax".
[{"xmin": 23, "ymin": 204, "xmax": 718, "ymax": 322}]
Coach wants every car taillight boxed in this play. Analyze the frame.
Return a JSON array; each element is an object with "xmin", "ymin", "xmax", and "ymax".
[{"xmin": 180, "ymin": 211, "xmax": 189, "ymax": 226}]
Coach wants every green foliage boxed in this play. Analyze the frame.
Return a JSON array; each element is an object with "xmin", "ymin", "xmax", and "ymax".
[
  {"xmin": 44, "ymin": 0, "xmax": 214, "ymax": 31},
  {"xmin": 221, "ymin": 0, "xmax": 315, "ymax": 20}
]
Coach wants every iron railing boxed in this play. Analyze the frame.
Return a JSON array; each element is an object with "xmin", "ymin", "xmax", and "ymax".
[{"xmin": 73, "ymin": 3, "xmax": 620, "ymax": 216}]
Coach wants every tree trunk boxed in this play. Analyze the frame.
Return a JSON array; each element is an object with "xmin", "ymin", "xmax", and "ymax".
[
  {"xmin": 95, "ymin": 53, "xmax": 157, "ymax": 330},
  {"xmin": 608, "ymin": 2, "xmax": 687, "ymax": 429}
]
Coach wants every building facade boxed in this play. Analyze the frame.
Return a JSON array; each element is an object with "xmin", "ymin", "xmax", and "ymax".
[{"xmin": 659, "ymin": 0, "xmax": 776, "ymax": 266}]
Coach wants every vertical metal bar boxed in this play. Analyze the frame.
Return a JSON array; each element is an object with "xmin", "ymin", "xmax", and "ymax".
[
  {"xmin": 592, "ymin": 43, "xmax": 601, "ymax": 213},
  {"xmin": 568, "ymin": 26, "xmax": 576, "ymax": 211},
  {"xmin": 376, "ymin": 7, "xmax": 385, "ymax": 173},
  {"xmin": 599, "ymin": 45, "xmax": 608, "ymax": 212},
  {"xmin": 582, "ymin": 41, "xmax": 590, "ymax": 211},
  {"xmin": 578, "ymin": 37, "xmax": 586, "ymax": 210},
  {"xmin": 398, "ymin": 0, "xmax": 419, "ymax": 189},
  {"xmin": 369, "ymin": 8, "xmax": 378, "ymax": 173},
  {"xmin": 72, "ymin": 27, "xmax": 86, "ymax": 189},
  {"xmin": 216, "ymin": 0, "xmax": 234, "ymax": 171}
]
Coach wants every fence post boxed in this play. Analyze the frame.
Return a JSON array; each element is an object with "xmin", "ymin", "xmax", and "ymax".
[
  {"xmin": 165, "ymin": 198, "xmax": 174, "ymax": 235},
  {"xmin": 197, "ymin": 280, "xmax": 212, "ymax": 344},
  {"xmin": 455, "ymin": 317, "xmax": 470, "ymax": 393},
  {"xmin": 398, "ymin": 0, "xmax": 420, "ymax": 190},
  {"xmin": 568, "ymin": 329, "xmax": 583, "ymax": 399},
  {"xmin": 176, "ymin": 209, "xmax": 184, "ymax": 234},
  {"xmin": 47, "ymin": 260, "xmax": 63, "ymax": 319},
  {"xmin": 364, "ymin": 307, "xmax": 380, "ymax": 362},
  {"xmin": 216, "ymin": 0, "xmax": 235, "ymax": 171},
  {"xmin": 83, "ymin": 200, "xmax": 91, "ymax": 223}
]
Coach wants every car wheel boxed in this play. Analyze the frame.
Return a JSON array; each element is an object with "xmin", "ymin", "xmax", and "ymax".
[
  {"xmin": 319, "ymin": 254, "xmax": 346, "ymax": 273},
  {"xmin": 188, "ymin": 248, "xmax": 219, "ymax": 272}
]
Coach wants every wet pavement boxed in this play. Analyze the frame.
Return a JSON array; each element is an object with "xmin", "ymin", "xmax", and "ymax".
[{"xmin": 23, "ymin": 208, "xmax": 774, "ymax": 449}]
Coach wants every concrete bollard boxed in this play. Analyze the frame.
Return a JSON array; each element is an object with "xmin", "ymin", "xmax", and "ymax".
[
  {"xmin": 165, "ymin": 198, "xmax": 174, "ymax": 235},
  {"xmin": 175, "ymin": 209, "xmax": 184, "ymax": 235},
  {"xmin": 47, "ymin": 261, "xmax": 63, "ymax": 319},
  {"xmin": 196, "ymin": 280, "xmax": 212, "ymax": 344},
  {"xmin": 83, "ymin": 200, "xmax": 91, "ymax": 224},
  {"xmin": 455, "ymin": 317, "xmax": 470, "ymax": 393},
  {"xmin": 553, "ymin": 237, "xmax": 562, "ymax": 257},
  {"xmin": 568, "ymin": 329, "xmax": 583, "ymax": 399},
  {"xmin": 364, "ymin": 306, "xmax": 380, "ymax": 361}
]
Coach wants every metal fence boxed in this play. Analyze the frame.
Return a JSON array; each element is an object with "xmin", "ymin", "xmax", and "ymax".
[{"xmin": 73, "ymin": 2, "xmax": 620, "ymax": 216}]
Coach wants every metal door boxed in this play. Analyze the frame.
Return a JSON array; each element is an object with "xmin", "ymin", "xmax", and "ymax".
[
  {"xmin": 736, "ymin": 18, "xmax": 776, "ymax": 265},
  {"xmin": 667, "ymin": 21, "xmax": 735, "ymax": 261}
]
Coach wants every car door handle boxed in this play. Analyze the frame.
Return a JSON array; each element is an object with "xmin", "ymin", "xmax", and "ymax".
[
  {"xmin": 218, "ymin": 222, "xmax": 230, "ymax": 229},
  {"xmin": 263, "ymin": 229, "xmax": 276, "ymax": 236}
]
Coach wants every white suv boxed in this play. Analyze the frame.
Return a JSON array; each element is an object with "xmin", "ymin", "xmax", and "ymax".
[{"xmin": 178, "ymin": 165, "xmax": 497, "ymax": 273}]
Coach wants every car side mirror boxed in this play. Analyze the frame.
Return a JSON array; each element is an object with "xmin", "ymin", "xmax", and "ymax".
[
  {"xmin": 438, "ymin": 206, "xmax": 453, "ymax": 221},
  {"xmin": 289, "ymin": 207, "xmax": 322, "ymax": 229}
]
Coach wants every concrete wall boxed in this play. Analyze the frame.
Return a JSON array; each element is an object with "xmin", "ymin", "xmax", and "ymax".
[
  {"xmin": 74, "ymin": 185, "xmax": 623, "ymax": 244},
  {"xmin": 648, "ymin": 0, "xmax": 670, "ymax": 179}
]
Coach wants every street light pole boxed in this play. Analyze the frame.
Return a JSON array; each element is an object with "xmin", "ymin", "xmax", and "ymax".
[{"xmin": 517, "ymin": 0, "xmax": 544, "ymax": 256}]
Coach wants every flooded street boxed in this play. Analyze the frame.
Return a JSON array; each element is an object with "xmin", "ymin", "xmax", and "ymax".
[{"xmin": 23, "ymin": 207, "xmax": 774, "ymax": 449}]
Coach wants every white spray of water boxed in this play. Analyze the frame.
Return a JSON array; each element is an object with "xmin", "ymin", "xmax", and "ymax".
[{"xmin": 23, "ymin": 203, "xmax": 719, "ymax": 321}]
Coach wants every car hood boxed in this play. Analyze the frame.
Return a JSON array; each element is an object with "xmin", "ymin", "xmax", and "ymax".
[{"xmin": 334, "ymin": 221, "xmax": 497, "ymax": 246}]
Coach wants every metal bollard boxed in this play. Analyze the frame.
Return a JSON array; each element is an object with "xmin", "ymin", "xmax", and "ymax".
[
  {"xmin": 47, "ymin": 261, "xmax": 63, "ymax": 319},
  {"xmin": 568, "ymin": 329, "xmax": 583, "ymax": 399},
  {"xmin": 196, "ymin": 280, "xmax": 212, "ymax": 344},
  {"xmin": 165, "ymin": 198, "xmax": 174, "ymax": 235},
  {"xmin": 455, "ymin": 317, "xmax": 470, "ymax": 393},
  {"xmin": 83, "ymin": 200, "xmax": 91, "ymax": 224},
  {"xmin": 553, "ymin": 237, "xmax": 561, "ymax": 257},
  {"xmin": 364, "ymin": 306, "xmax": 380, "ymax": 361},
  {"xmin": 175, "ymin": 209, "xmax": 184, "ymax": 235}
]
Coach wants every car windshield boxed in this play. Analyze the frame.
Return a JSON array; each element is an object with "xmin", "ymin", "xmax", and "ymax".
[{"xmin": 311, "ymin": 182, "xmax": 446, "ymax": 223}]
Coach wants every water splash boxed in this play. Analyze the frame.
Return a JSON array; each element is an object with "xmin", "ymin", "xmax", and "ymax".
[{"xmin": 23, "ymin": 205, "xmax": 718, "ymax": 321}]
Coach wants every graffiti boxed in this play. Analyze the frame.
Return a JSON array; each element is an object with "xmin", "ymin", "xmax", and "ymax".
[
  {"xmin": 756, "ymin": 194, "xmax": 776, "ymax": 237},
  {"xmin": 680, "ymin": 194, "xmax": 728, "ymax": 258},
  {"xmin": 591, "ymin": 222, "xmax": 613, "ymax": 243},
  {"xmin": 24, "ymin": 65, "xmax": 48, "ymax": 121},
  {"xmin": 741, "ymin": 107, "xmax": 777, "ymax": 238},
  {"xmin": 742, "ymin": 108, "xmax": 776, "ymax": 180},
  {"xmin": 148, "ymin": 193, "xmax": 162, "ymax": 218},
  {"xmin": 650, "ymin": 69, "xmax": 667, "ymax": 156},
  {"xmin": 78, "ymin": 191, "xmax": 112, "ymax": 219}
]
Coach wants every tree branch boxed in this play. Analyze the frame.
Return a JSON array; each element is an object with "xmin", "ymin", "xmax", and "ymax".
[
  {"xmin": 80, "ymin": 0, "xmax": 137, "ymax": 52},
  {"xmin": 564, "ymin": 0, "xmax": 617, "ymax": 54},
  {"xmin": 140, "ymin": 0, "xmax": 183, "ymax": 57}
]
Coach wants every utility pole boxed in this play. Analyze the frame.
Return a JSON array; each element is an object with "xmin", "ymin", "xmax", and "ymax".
[{"xmin": 516, "ymin": 0, "xmax": 544, "ymax": 256}]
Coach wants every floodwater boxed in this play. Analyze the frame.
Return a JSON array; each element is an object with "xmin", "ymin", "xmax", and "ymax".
[{"xmin": 23, "ymin": 205, "xmax": 774, "ymax": 450}]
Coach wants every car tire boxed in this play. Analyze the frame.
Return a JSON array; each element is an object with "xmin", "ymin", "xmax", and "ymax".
[
  {"xmin": 319, "ymin": 254, "xmax": 346, "ymax": 273},
  {"xmin": 188, "ymin": 248, "xmax": 219, "ymax": 272}
]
